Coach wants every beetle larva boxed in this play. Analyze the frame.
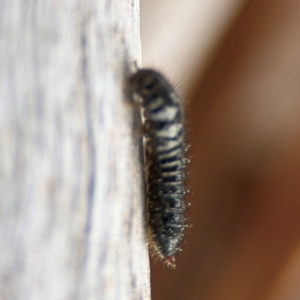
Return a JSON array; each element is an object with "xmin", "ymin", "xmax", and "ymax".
[{"xmin": 127, "ymin": 69, "xmax": 188, "ymax": 268}]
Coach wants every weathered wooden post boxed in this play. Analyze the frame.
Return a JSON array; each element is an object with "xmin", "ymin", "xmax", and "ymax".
[{"xmin": 0, "ymin": 1, "xmax": 150, "ymax": 299}]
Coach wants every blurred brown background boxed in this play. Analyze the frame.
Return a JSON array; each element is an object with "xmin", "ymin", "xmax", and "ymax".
[{"xmin": 140, "ymin": 0, "xmax": 300, "ymax": 299}]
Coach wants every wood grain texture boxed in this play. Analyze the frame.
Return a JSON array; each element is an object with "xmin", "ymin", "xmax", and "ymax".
[{"xmin": 0, "ymin": 1, "xmax": 150, "ymax": 299}]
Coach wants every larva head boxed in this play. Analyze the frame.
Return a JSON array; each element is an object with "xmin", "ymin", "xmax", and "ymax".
[{"xmin": 127, "ymin": 69, "xmax": 176, "ymax": 106}]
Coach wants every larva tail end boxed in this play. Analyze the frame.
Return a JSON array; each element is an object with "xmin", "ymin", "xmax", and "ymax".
[{"xmin": 164, "ymin": 256, "xmax": 176, "ymax": 269}]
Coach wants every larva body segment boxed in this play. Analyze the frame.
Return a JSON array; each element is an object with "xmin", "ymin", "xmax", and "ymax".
[{"xmin": 127, "ymin": 69, "xmax": 187, "ymax": 268}]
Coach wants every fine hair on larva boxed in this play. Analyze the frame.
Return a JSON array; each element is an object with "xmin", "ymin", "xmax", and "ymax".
[{"xmin": 127, "ymin": 69, "xmax": 188, "ymax": 268}]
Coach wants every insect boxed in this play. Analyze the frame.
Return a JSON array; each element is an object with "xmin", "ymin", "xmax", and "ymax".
[{"xmin": 127, "ymin": 69, "xmax": 188, "ymax": 268}]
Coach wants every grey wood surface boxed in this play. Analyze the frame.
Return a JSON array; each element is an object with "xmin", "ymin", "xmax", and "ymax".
[{"xmin": 0, "ymin": 1, "xmax": 150, "ymax": 299}]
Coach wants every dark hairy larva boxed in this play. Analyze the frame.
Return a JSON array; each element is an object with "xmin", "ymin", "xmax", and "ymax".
[{"xmin": 127, "ymin": 69, "xmax": 188, "ymax": 268}]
